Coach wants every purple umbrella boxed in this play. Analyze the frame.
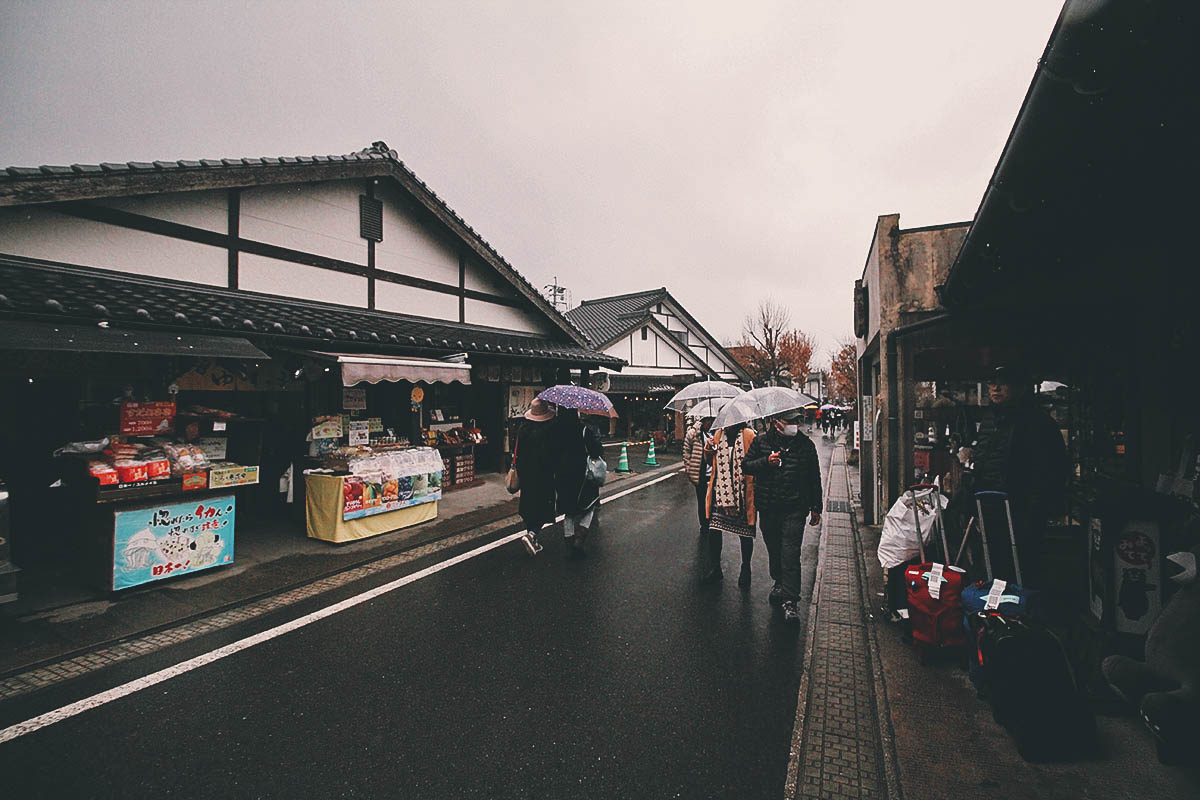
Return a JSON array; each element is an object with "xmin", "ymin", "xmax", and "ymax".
[{"xmin": 537, "ymin": 384, "xmax": 618, "ymax": 418}]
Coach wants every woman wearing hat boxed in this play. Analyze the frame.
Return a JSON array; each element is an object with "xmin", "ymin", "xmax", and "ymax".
[{"xmin": 516, "ymin": 397, "xmax": 557, "ymax": 555}]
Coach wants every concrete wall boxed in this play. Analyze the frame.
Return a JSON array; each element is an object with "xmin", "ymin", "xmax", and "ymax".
[{"xmin": 855, "ymin": 214, "xmax": 970, "ymax": 517}]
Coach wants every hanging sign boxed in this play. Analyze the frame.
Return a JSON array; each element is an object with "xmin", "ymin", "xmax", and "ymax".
[
  {"xmin": 343, "ymin": 387, "xmax": 367, "ymax": 411},
  {"xmin": 113, "ymin": 495, "xmax": 235, "ymax": 590},
  {"xmin": 119, "ymin": 401, "xmax": 176, "ymax": 436},
  {"xmin": 410, "ymin": 386, "xmax": 425, "ymax": 403}
]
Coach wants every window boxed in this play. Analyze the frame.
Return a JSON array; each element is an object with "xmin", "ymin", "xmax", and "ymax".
[
  {"xmin": 656, "ymin": 303, "xmax": 662, "ymax": 313},
  {"xmin": 641, "ymin": 327, "xmax": 649, "ymax": 340},
  {"xmin": 670, "ymin": 330, "xmax": 688, "ymax": 346}
]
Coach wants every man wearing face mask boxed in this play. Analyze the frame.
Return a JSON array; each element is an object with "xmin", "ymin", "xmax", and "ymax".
[{"xmin": 743, "ymin": 409, "xmax": 822, "ymax": 622}]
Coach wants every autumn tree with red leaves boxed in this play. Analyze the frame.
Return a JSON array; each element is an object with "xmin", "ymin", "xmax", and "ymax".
[
  {"xmin": 827, "ymin": 339, "xmax": 858, "ymax": 405},
  {"xmin": 735, "ymin": 300, "xmax": 818, "ymax": 387}
]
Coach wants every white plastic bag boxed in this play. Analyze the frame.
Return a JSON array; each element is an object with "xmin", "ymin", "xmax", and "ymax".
[{"xmin": 877, "ymin": 487, "xmax": 948, "ymax": 569}]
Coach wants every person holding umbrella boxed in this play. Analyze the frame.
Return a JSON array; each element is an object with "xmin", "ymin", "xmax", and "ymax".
[
  {"xmin": 702, "ymin": 420, "xmax": 757, "ymax": 587},
  {"xmin": 515, "ymin": 397, "xmax": 558, "ymax": 556},
  {"xmin": 743, "ymin": 409, "xmax": 823, "ymax": 622},
  {"xmin": 554, "ymin": 406, "xmax": 604, "ymax": 558}
]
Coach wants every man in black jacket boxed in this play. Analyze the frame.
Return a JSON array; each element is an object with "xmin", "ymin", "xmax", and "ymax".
[
  {"xmin": 968, "ymin": 366, "xmax": 1067, "ymax": 588},
  {"xmin": 743, "ymin": 410, "xmax": 822, "ymax": 622}
]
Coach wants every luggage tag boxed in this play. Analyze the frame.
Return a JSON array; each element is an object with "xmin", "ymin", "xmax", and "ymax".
[
  {"xmin": 984, "ymin": 579, "xmax": 1008, "ymax": 610},
  {"xmin": 923, "ymin": 563, "xmax": 946, "ymax": 599}
]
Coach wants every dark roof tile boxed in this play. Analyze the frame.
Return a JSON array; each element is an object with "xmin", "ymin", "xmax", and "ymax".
[
  {"xmin": 153, "ymin": 160, "xmax": 180, "ymax": 170},
  {"xmin": 99, "ymin": 162, "xmax": 131, "ymax": 172},
  {"xmin": 7, "ymin": 166, "xmax": 41, "ymax": 176},
  {"xmin": 177, "ymin": 160, "xmax": 202, "ymax": 168},
  {"xmin": 71, "ymin": 164, "xmax": 104, "ymax": 174},
  {"xmin": 40, "ymin": 165, "xmax": 73, "ymax": 175},
  {"xmin": 128, "ymin": 161, "xmax": 156, "ymax": 170},
  {"xmin": 0, "ymin": 256, "xmax": 623, "ymax": 367},
  {"xmin": 199, "ymin": 159, "xmax": 223, "ymax": 167}
]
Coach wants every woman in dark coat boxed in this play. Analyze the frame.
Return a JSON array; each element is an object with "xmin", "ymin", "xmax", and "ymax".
[
  {"xmin": 555, "ymin": 407, "xmax": 604, "ymax": 558},
  {"xmin": 516, "ymin": 398, "xmax": 557, "ymax": 556}
]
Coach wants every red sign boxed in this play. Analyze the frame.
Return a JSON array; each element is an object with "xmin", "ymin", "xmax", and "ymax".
[
  {"xmin": 181, "ymin": 472, "xmax": 209, "ymax": 491},
  {"xmin": 119, "ymin": 401, "xmax": 176, "ymax": 436}
]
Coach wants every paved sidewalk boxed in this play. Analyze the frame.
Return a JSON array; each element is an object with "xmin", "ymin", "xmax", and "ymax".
[{"xmin": 789, "ymin": 440, "xmax": 892, "ymax": 800}]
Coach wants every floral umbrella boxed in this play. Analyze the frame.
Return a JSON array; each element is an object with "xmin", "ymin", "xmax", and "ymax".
[
  {"xmin": 537, "ymin": 384, "xmax": 618, "ymax": 418},
  {"xmin": 664, "ymin": 380, "xmax": 743, "ymax": 412}
]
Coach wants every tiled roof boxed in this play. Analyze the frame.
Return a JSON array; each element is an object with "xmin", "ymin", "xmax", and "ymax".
[
  {"xmin": 607, "ymin": 373, "xmax": 693, "ymax": 395},
  {"xmin": 0, "ymin": 141, "xmax": 595, "ymax": 348},
  {"xmin": 564, "ymin": 288, "xmax": 667, "ymax": 346},
  {"xmin": 0, "ymin": 256, "xmax": 624, "ymax": 367}
]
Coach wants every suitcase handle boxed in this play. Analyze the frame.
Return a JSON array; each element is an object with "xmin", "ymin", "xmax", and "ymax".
[
  {"xmin": 973, "ymin": 491, "xmax": 1022, "ymax": 585},
  {"xmin": 907, "ymin": 484, "xmax": 953, "ymax": 566}
]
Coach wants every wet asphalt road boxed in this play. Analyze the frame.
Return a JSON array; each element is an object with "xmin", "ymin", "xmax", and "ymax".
[{"xmin": 2, "ymin": 434, "xmax": 833, "ymax": 800}]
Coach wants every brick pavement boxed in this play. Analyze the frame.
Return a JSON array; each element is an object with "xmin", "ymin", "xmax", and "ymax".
[{"xmin": 790, "ymin": 442, "xmax": 894, "ymax": 800}]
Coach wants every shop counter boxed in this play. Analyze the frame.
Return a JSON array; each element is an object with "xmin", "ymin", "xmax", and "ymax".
[{"xmin": 305, "ymin": 473, "xmax": 438, "ymax": 543}]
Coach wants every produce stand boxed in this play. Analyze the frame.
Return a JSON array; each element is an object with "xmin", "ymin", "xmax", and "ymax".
[{"xmin": 305, "ymin": 473, "xmax": 438, "ymax": 543}]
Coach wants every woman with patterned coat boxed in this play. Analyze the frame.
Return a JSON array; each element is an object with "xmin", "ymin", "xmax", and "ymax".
[{"xmin": 701, "ymin": 422, "xmax": 757, "ymax": 587}]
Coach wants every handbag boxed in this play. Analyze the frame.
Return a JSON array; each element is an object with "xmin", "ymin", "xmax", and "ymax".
[
  {"xmin": 505, "ymin": 439, "xmax": 520, "ymax": 494},
  {"xmin": 582, "ymin": 425, "xmax": 607, "ymax": 485}
]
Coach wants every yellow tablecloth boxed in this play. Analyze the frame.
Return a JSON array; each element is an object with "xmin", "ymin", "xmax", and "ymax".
[{"xmin": 305, "ymin": 473, "xmax": 438, "ymax": 543}]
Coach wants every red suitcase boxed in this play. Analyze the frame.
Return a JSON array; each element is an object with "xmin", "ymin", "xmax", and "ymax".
[{"xmin": 903, "ymin": 483, "xmax": 968, "ymax": 663}]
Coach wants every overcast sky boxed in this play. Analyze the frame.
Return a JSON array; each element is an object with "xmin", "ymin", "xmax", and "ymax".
[{"xmin": 0, "ymin": 1, "xmax": 1062, "ymax": 360}]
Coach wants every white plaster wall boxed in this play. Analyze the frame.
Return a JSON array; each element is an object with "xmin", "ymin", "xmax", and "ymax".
[
  {"xmin": 239, "ymin": 181, "xmax": 367, "ymax": 265},
  {"xmin": 632, "ymin": 326, "xmax": 656, "ymax": 365},
  {"xmin": 95, "ymin": 190, "xmax": 228, "ymax": 232},
  {"xmin": 377, "ymin": 281, "xmax": 459, "ymax": 321},
  {"xmin": 0, "ymin": 206, "xmax": 227, "ymax": 286},
  {"xmin": 461, "ymin": 257, "xmax": 511, "ymax": 295},
  {"xmin": 619, "ymin": 365, "xmax": 700, "ymax": 377},
  {"xmin": 605, "ymin": 336, "xmax": 633, "ymax": 362},
  {"xmin": 464, "ymin": 299, "xmax": 553, "ymax": 335},
  {"xmin": 664, "ymin": 314, "xmax": 687, "ymax": 333},
  {"xmin": 239, "ymin": 252, "xmax": 367, "ymax": 307},
  {"xmin": 375, "ymin": 183, "xmax": 460, "ymax": 288},
  {"xmin": 654, "ymin": 332, "xmax": 685, "ymax": 368}
]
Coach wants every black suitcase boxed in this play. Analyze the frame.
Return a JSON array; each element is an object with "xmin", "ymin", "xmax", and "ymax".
[{"xmin": 975, "ymin": 611, "xmax": 1095, "ymax": 761}]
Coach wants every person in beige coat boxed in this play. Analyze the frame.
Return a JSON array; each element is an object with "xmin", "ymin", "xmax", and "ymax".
[
  {"xmin": 682, "ymin": 416, "xmax": 714, "ymax": 538},
  {"xmin": 701, "ymin": 423, "xmax": 757, "ymax": 587}
]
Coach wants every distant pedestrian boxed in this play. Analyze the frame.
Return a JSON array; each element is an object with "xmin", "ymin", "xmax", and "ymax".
[
  {"xmin": 555, "ymin": 407, "xmax": 604, "ymax": 558},
  {"xmin": 683, "ymin": 414, "xmax": 715, "ymax": 538},
  {"xmin": 516, "ymin": 398, "xmax": 557, "ymax": 556},
  {"xmin": 702, "ymin": 422, "xmax": 757, "ymax": 587},
  {"xmin": 744, "ymin": 410, "xmax": 823, "ymax": 622}
]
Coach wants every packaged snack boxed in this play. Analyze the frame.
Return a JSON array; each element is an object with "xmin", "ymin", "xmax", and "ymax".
[
  {"xmin": 115, "ymin": 461, "xmax": 149, "ymax": 483},
  {"xmin": 88, "ymin": 460, "xmax": 119, "ymax": 486},
  {"xmin": 145, "ymin": 458, "xmax": 171, "ymax": 479}
]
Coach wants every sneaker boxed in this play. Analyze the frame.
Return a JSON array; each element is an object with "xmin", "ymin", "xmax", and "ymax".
[
  {"xmin": 783, "ymin": 601, "xmax": 802, "ymax": 623},
  {"xmin": 521, "ymin": 532, "xmax": 543, "ymax": 556},
  {"xmin": 768, "ymin": 583, "xmax": 787, "ymax": 606}
]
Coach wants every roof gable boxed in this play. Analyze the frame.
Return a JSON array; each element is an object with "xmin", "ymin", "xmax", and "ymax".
[{"xmin": 0, "ymin": 141, "xmax": 592, "ymax": 348}]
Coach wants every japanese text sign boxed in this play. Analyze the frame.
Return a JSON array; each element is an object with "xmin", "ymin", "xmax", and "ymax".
[
  {"xmin": 119, "ymin": 401, "xmax": 176, "ymax": 436},
  {"xmin": 112, "ymin": 495, "xmax": 235, "ymax": 590}
]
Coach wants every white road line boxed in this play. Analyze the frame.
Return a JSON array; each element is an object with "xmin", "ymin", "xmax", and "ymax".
[{"xmin": 0, "ymin": 466, "xmax": 683, "ymax": 745}]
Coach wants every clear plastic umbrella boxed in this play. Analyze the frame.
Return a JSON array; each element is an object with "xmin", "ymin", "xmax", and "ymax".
[
  {"xmin": 664, "ymin": 380, "xmax": 742, "ymax": 412},
  {"xmin": 711, "ymin": 387, "xmax": 818, "ymax": 429},
  {"xmin": 684, "ymin": 397, "xmax": 731, "ymax": 419}
]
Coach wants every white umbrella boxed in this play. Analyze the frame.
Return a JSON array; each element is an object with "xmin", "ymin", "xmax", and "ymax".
[
  {"xmin": 684, "ymin": 397, "xmax": 731, "ymax": 418},
  {"xmin": 664, "ymin": 380, "xmax": 742, "ymax": 412},
  {"xmin": 711, "ymin": 387, "xmax": 818, "ymax": 430}
]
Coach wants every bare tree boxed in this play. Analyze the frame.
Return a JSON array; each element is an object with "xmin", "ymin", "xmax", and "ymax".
[{"xmin": 740, "ymin": 300, "xmax": 796, "ymax": 386}]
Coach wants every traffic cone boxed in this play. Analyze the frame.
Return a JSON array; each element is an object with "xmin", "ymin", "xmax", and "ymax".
[
  {"xmin": 617, "ymin": 443, "xmax": 632, "ymax": 473},
  {"xmin": 644, "ymin": 440, "xmax": 658, "ymax": 466}
]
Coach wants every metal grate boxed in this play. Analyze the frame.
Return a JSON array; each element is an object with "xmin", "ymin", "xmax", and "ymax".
[
  {"xmin": 826, "ymin": 500, "xmax": 850, "ymax": 513},
  {"xmin": 359, "ymin": 194, "xmax": 383, "ymax": 242}
]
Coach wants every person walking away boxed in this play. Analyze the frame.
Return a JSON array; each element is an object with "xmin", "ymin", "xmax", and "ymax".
[
  {"xmin": 967, "ymin": 365, "xmax": 1067, "ymax": 588},
  {"xmin": 702, "ymin": 422, "xmax": 757, "ymax": 587},
  {"xmin": 744, "ymin": 409, "xmax": 822, "ymax": 622},
  {"xmin": 516, "ymin": 398, "xmax": 557, "ymax": 556},
  {"xmin": 683, "ymin": 414, "xmax": 715, "ymax": 539},
  {"xmin": 555, "ymin": 407, "xmax": 604, "ymax": 558}
]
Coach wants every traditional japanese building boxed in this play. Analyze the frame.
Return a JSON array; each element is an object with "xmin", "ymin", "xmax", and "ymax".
[{"xmin": 565, "ymin": 288, "xmax": 749, "ymax": 439}]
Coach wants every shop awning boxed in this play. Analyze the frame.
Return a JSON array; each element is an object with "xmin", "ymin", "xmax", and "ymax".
[
  {"xmin": 0, "ymin": 321, "xmax": 269, "ymax": 359},
  {"xmin": 309, "ymin": 352, "xmax": 471, "ymax": 387}
]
